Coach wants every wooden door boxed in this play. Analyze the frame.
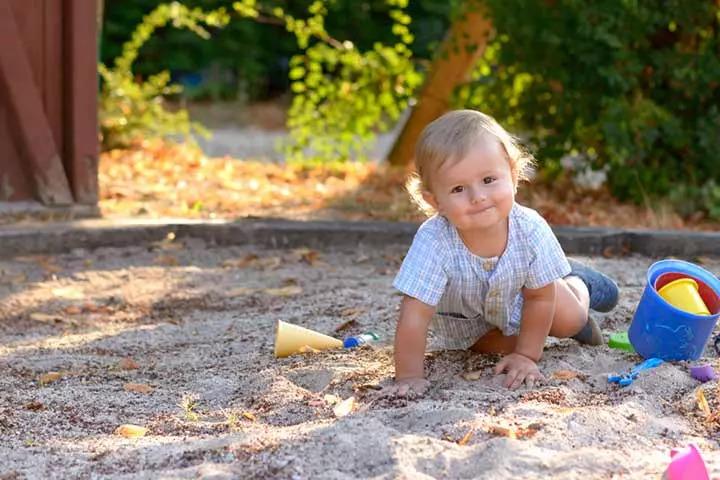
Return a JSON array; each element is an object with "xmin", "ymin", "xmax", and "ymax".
[{"xmin": 0, "ymin": 0, "xmax": 98, "ymax": 206}]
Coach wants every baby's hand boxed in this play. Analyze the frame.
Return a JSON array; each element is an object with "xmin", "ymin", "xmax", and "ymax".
[
  {"xmin": 382, "ymin": 377, "xmax": 431, "ymax": 397},
  {"xmin": 494, "ymin": 353, "xmax": 544, "ymax": 390}
]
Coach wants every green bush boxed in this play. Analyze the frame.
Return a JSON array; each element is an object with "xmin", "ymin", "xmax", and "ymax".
[
  {"xmin": 458, "ymin": 0, "xmax": 720, "ymax": 218},
  {"xmin": 99, "ymin": 3, "xmax": 229, "ymax": 149},
  {"xmin": 100, "ymin": 1, "xmax": 720, "ymax": 219},
  {"xmin": 281, "ymin": 0, "xmax": 423, "ymax": 162},
  {"xmin": 100, "ymin": 0, "xmax": 428, "ymax": 161},
  {"xmin": 101, "ymin": 0, "xmax": 451, "ymax": 101}
]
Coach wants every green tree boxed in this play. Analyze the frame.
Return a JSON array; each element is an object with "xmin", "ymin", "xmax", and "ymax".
[
  {"xmin": 100, "ymin": 0, "xmax": 428, "ymax": 162},
  {"xmin": 459, "ymin": 0, "xmax": 720, "ymax": 218},
  {"xmin": 99, "ymin": 3, "xmax": 230, "ymax": 149}
]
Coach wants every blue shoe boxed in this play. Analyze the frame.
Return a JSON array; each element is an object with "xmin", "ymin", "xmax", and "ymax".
[
  {"xmin": 571, "ymin": 316, "xmax": 603, "ymax": 346},
  {"xmin": 567, "ymin": 259, "xmax": 619, "ymax": 313}
]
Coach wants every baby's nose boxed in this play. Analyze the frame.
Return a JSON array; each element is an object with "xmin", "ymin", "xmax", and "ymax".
[{"xmin": 470, "ymin": 187, "xmax": 487, "ymax": 202}]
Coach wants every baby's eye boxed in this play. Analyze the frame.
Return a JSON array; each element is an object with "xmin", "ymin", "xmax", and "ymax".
[
  {"xmin": 483, "ymin": 176, "xmax": 496, "ymax": 184},
  {"xmin": 450, "ymin": 185, "xmax": 464, "ymax": 194}
]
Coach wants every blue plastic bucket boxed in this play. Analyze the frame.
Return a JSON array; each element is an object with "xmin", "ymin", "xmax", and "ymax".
[{"xmin": 628, "ymin": 259, "xmax": 720, "ymax": 361}]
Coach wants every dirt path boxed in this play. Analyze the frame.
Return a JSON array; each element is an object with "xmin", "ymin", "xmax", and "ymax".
[{"xmin": 0, "ymin": 240, "xmax": 718, "ymax": 478}]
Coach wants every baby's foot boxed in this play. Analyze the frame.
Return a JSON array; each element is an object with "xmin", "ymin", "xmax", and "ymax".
[
  {"xmin": 571, "ymin": 315, "xmax": 603, "ymax": 346},
  {"xmin": 567, "ymin": 259, "xmax": 619, "ymax": 312}
]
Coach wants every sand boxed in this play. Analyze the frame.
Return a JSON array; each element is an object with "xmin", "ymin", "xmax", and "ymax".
[{"xmin": 0, "ymin": 239, "xmax": 718, "ymax": 479}]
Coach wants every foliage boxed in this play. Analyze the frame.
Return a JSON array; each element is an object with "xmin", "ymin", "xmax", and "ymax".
[
  {"xmin": 100, "ymin": 1, "xmax": 720, "ymax": 218},
  {"xmin": 99, "ymin": 2, "xmax": 229, "ymax": 149},
  {"xmin": 458, "ymin": 0, "xmax": 720, "ymax": 218},
  {"xmin": 101, "ymin": 0, "xmax": 298, "ymax": 100},
  {"xmin": 101, "ymin": 0, "xmax": 451, "ymax": 100},
  {"xmin": 101, "ymin": 0, "xmax": 431, "ymax": 161},
  {"xmin": 247, "ymin": 0, "xmax": 424, "ymax": 162}
]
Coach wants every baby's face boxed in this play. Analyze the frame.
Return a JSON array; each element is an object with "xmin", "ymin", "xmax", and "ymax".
[{"xmin": 423, "ymin": 141, "xmax": 515, "ymax": 234}]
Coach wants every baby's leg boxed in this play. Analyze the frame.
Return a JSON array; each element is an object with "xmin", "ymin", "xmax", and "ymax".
[
  {"xmin": 548, "ymin": 276, "xmax": 589, "ymax": 337},
  {"xmin": 470, "ymin": 277, "xmax": 594, "ymax": 354},
  {"xmin": 469, "ymin": 327, "xmax": 516, "ymax": 354}
]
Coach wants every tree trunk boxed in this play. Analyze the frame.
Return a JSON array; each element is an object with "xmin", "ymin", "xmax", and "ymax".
[{"xmin": 386, "ymin": 2, "xmax": 493, "ymax": 166}]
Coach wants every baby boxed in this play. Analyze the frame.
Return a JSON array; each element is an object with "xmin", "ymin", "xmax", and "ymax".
[{"xmin": 389, "ymin": 110, "xmax": 619, "ymax": 394}]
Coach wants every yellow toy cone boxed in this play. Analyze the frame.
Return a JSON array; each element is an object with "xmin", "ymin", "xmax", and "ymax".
[
  {"xmin": 274, "ymin": 321, "xmax": 343, "ymax": 358},
  {"xmin": 658, "ymin": 278, "xmax": 710, "ymax": 315}
]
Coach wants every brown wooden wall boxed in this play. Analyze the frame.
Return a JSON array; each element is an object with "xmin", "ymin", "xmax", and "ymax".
[{"xmin": 0, "ymin": 0, "xmax": 98, "ymax": 206}]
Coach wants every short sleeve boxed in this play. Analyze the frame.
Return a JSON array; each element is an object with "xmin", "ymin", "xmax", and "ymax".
[
  {"xmin": 392, "ymin": 226, "xmax": 448, "ymax": 306},
  {"xmin": 524, "ymin": 218, "xmax": 571, "ymax": 289}
]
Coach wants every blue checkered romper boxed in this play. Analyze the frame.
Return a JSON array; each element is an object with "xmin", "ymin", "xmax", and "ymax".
[{"xmin": 393, "ymin": 203, "xmax": 571, "ymax": 350}]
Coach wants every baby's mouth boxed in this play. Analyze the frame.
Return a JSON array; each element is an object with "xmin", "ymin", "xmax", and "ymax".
[{"xmin": 469, "ymin": 205, "xmax": 493, "ymax": 215}]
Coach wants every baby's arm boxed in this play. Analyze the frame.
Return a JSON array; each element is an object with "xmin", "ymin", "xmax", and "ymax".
[
  {"xmin": 516, "ymin": 282, "xmax": 556, "ymax": 361},
  {"xmin": 495, "ymin": 282, "xmax": 556, "ymax": 389},
  {"xmin": 388, "ymin": 295, "xmax": 434, "ymax": 396}
]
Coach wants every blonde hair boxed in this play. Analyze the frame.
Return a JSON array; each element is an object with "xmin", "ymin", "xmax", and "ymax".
[{"xmin": 407, "ymin": 109, "xmax": 535, "ymax": 216}]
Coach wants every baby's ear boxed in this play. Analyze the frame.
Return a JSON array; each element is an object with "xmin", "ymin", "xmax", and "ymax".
[{"xmin": 421, "ymin": 190, "xmax": 439, "ymax": 210}]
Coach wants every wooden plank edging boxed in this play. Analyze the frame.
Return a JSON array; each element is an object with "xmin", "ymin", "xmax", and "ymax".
[{"xmin": 0, "ymin": 218, "xmax": 719, "ymax": 258}]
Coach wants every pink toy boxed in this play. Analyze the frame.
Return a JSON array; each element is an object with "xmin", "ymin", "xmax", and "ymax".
[{"xmin": 665, "ymin": 444, "xmax": 709, "ymax": 480}]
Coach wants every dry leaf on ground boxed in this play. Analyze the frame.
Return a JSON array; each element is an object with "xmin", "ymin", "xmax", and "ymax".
[
  {"xmin": 29, "ymin": 313, "xmax": 63, "ymax": 324},
  {"xmin": 257, "ymin": 257, "xmax": 283, "ymax": 270},
  {"xmin": 340, "ymin": 307, "xmax": 365, "ymax": 318},
  {"xmin": 38, "ymin": 372, "xmax": 63, "ymax": 385},
  {"xmin": 552, "ymin": 370, "xmax": 579, "ymax": 380},
  {"xmin": 51, "ymin": 287, "xmax": 85, "ymax": 300},
  {"xmin": 123, "ymin": 383, "xmax": 153, "ymax": 394},
  {"xmin": 333, "ymin": 396, "xmax": 355, "ymax": 417},
  {"xmin": 462, "ymin": 370, "xmax": 483, "ymax": 381},
  {"xmin": 114, "ymin": 424, "xmax": 147, "ymax": 438},
  {"xmin": 242, "ymin": 412, "xmax": 257, "ymax": 422},
  {"xmin": 457, "ymin": 428, "xmax": 474, "ymax": 445},
  {"xmin": 517, "ymin": 423, "xmax": 543, "ymax": 439},
  {"xmin": 265, "ymin": 286, "xmax": 302, "ymax": 297},
  {"xmin": 293, "ymin": 248, "xmax": 320, "ymax": 265},
  {"xmin": 697, "ymin": 388, "xmax": 711, "ymax": 417},
  {"xmin": 221, "ymin": 254, "xmax": 259, "ymax": 268},
  {"xmin": 119, "ymin": 358, "xmax": 140, "ymax": 370},
  {"xmin": 63, "ymin": 305, "xmax": 82, "ymax": 315},
  {"xmin": 226, "ymin": 287, "xmax": 255, "ymax": 296},
  {"xmin": 489, "ymin": 425, "xmax": 517, "ymax": 439},
  {"xmin": 334, "ymin": 319, "xmax": 357, "ymax": 332},
  {"xmin": 24, "ymin": 401, "xmax": 45, "ymax": 411},
  {"xmin": 83, "ymin": 302, "xmax": 111, "ymax": 314},
  {"xmin": 488, "ymin": 423, "xmax": 542, "ymax": 440}
]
